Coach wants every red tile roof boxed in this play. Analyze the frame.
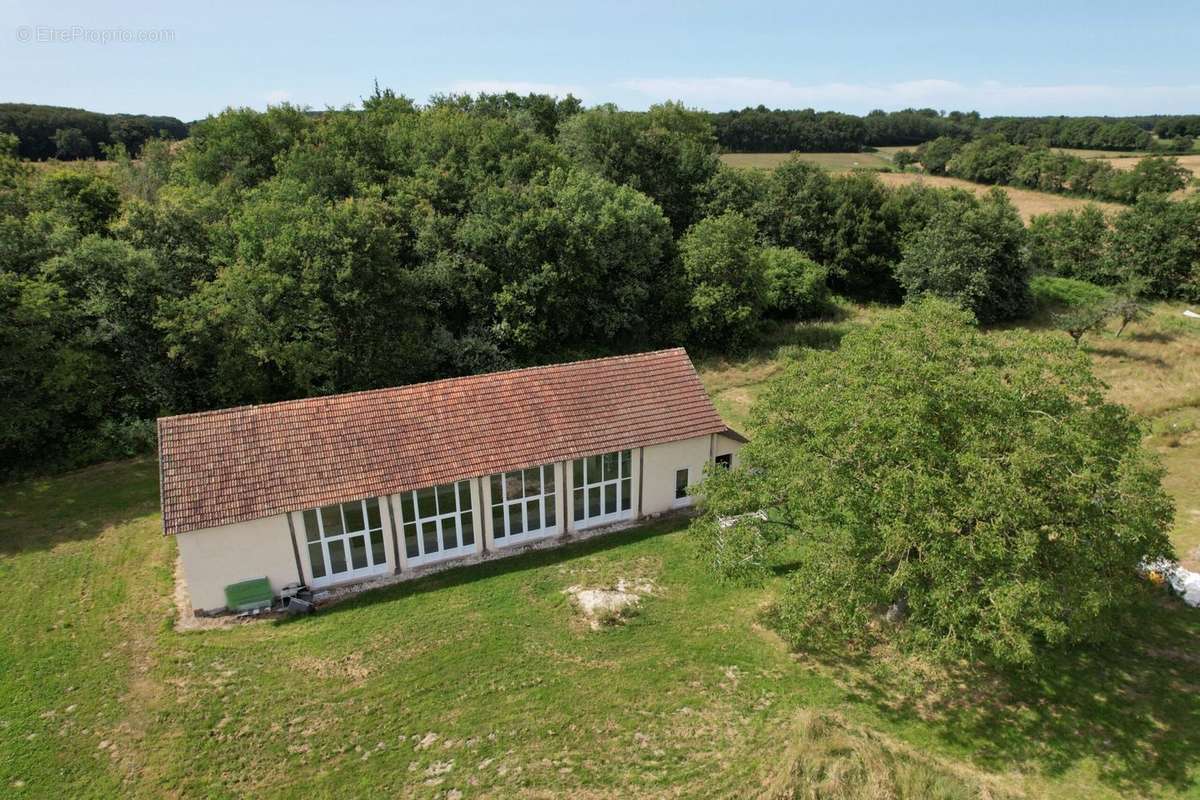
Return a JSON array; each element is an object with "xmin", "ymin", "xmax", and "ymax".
[{"xmin": 158, "ymin": 348, "xmax": 729, "ymax": 535}]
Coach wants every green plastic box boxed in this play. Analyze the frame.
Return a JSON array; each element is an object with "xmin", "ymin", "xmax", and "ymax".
[{"xmin": 224, "ymin": 577, "xmax": 273, "ymax": 612}]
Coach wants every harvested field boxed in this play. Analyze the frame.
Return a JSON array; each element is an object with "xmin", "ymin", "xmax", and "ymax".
[{"xmin": 875, "ymin": 172, "xmax": 1125, "ymax": 220}]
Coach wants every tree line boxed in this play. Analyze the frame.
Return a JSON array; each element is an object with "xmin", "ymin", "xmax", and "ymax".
[
  {"xmin": 1, "ymin": 90, "xmax": 1198, "ymax": 474},
  {"xmin": 709, "ymin": 108, "xmax": 1199, "ymax": 153},
  {"xmin": 0, "ymin": 103, "xmax": 189, "ymax": 161},
  {"xmin": 905, "ymin": 135, "xmax": 1192, "ymax": 203}
]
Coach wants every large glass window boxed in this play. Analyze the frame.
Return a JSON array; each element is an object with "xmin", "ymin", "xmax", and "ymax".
[
  {"xmin": 398, "ymin": 480, "xmax": 475, "ymax": 564},
  {"xmin": 490, "ymin": 463, "xmax": 557, "ymax": 545},
  {"xmin": 302, "ymin": 498, "xmax": 387, "ymax": 586},
  {"xmin": 572, "ymin": 449, "xmax": 632, "ymax": 524}
]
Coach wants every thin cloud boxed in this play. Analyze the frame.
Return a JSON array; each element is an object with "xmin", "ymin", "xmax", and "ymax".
[
  {"xmin": 616, "ymin": 77, "xmax": 1200, "ymax": 115},
  {"xmin": 265, "ymin": 89, "xmax": 292, "ymax": 106}
]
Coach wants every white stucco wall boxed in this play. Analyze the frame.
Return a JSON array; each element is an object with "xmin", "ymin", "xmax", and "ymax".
[
  {"xmin": 714, "ymin": 433, "xmax": 744, "ymax": 466},
  {"xmin": 177, "ymin": 434, "xmax": 745, "ymax": 612},
  {"xmin": 176, "ymin": 514, "xmax": 299, "ymax": 613},
  {"xmin": 640, "ymin": 435, "xmax": 714, "ymax": 516}
]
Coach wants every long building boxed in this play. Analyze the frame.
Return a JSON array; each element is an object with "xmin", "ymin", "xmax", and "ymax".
[{"xmin": 158, "ymin": 348, "xmax": 745, "ymax": 613}]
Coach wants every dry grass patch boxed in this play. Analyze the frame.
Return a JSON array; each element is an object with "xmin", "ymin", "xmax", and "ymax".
[
  {"xmin": 720, "ymin": 152, "xmax": 894, "ymax": 172},
  {"xmin": 875, "ymin": 173, "xmax": 1125, "ymax": 221}
]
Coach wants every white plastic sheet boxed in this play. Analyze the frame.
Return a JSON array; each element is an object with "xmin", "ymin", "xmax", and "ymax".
[{"xmin": 1141, "ymin": 558, "xmax": 1200, "ymax": 608}]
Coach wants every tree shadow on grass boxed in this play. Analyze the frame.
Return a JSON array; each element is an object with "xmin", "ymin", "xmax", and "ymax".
[
  {"xmin": 0, "ymin": 457, "xmax": 161, "ymax": 556},
  {"xmin": 1086, "ymin": 345, "xmax": 1170, "ymax": 367},
  {"xmin": 814, "ymin": 595, "xmax": 1200, "ymax": 795},
  {"xmin": 1127, "ymin": 330, "xmax": 1177, "ymax": 344},
  {"xmin": 276, "ymin": 516, "xmax": 692, "ymax": 625}
]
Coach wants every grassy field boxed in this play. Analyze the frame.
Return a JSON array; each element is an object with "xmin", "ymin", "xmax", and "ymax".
[
  {"xmin": 4, "ymin": 305, "xmax": 1200, "ymax": 798},
  {"xmin": 875, "ymin": 173, "xmax": 1125, "ymax": 221},
  {"xmin": 718, "ymin": 152, "xmax": 1131, "ymax": 220},
  {"xmin": 720, "ymin": 151, "xmax": 894, "ymax": 171}
]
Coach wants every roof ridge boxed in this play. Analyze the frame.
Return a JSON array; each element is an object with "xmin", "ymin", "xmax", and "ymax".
[{"xmin": 158, "ymin": 347, "xmax": 689, "ymax": 425}]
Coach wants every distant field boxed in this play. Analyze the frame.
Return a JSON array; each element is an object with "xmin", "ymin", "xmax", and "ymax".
[
  {"xmin": 875, "ymin": 172, "xmax": 1125, "ymax": 221},
  {"xmin": 720, "ymin": 151, "xmax": 893, "ymax": 171}
]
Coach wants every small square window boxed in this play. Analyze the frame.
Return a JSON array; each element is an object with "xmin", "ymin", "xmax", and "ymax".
[
  {"xmin": 505, "ymin": 471, "xmax": 524, "ymax": 501},
  {"xmin": 715, "ymin": 454, "xmax": 733, "ymax": 470},
  {"xmin": 523, "ymin": 467, "xmax": 541, "ymax": 497},
  {"xmin": 303, "ymin": 509, "xmax": 320, "ymax": 543},
  {"xmin": 422, "ymin": 520, "xmax": 440, "ymax": 554},
  {"xmin": 308, "ymin": 541, "xmax": 326, "ymax": 578},
  {"xmin": 404, "ymin": 523, "xmax": 419, "ymax": 558},
  {"xmin": 675, "ymin": 468, "xmax": 689, "ymax": 500},
  {"xmin": 602, "ymin": 452, "xmax": 618, "ymax": 480},
  {"xmin": 417, "ymin": 488, "xmax": 437, "ymax": 519},
  {"xmin": 320, "ymin": 505, "xmax": 343, "ymax": 537},
  {"xmin": 436, "ymin": 483, "xmax": 457, "ymax": 514},
  {"xmin": 343, "ymin": 501, "xmax": 366, "ymax": 533}
]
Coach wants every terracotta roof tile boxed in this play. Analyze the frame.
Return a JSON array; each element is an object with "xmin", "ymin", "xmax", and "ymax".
[{"xmin": 158, "ymin": 348, "xmax": 727, "ymax": 535}]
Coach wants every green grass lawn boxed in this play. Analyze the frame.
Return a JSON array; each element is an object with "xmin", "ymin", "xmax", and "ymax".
[{"xmin": 4, "ymin": 305, "xmax": 1200, "ymax": 798}]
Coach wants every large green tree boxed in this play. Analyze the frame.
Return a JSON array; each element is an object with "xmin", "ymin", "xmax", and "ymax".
[
  {"xmin": 692, "ymin": 300, "xmax": 1174, "ymax": 665},
  {"xmin": 679, "ymin": 211, "xmax": 767, "ymax": 350},
  {"xmin": 558, "ymin": 102, "xmax": 719, "ymax": 233},
  {"xmin": 897, "ymin": 189, "xmax": 1031, "ymax": 323}
]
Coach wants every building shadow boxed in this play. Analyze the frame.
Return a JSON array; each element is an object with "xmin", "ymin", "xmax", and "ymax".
[{"xmin": 277, "ymin": 516, "xmax": 692, "ymax": 624}]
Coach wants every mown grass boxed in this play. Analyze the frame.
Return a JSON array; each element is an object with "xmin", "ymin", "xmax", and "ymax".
[{"xmin": 4, "ymin": 304, "xmax": 1200, "ymax": 798}]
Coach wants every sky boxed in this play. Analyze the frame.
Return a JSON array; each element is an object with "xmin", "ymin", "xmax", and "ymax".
[{"xmin": 2, "ymin": 0, "xmax": 1198, "ymax": 121}]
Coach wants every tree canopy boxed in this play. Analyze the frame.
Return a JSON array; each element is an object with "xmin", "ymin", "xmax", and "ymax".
[{"xmin": 692, "ymin": 300, "xmax": 1175, "ymax": 665}]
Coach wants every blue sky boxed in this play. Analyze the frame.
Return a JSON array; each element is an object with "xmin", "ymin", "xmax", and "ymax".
[{"xmin": 2, "ymin": 0, "xmax": 1198, "ymax": 120}]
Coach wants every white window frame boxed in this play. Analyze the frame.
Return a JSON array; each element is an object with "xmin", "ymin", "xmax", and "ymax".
[
  {"xmin": 572, "ymin": 449, "xmax": 633, "ymax": 528},
  {"xmin": 302, "ymin": 498, "xmax": 389, "ymax": 589},
  {"xmin": 490, "ymin": 464, "xmax": 558, "ymax": 547},
  {"xmin": 398, "ymin": 480, "xmax": 476, "ymax": 567},
  {"xmin": 673, "ymin": 467, "xmax": 692, "ymax": 508}
]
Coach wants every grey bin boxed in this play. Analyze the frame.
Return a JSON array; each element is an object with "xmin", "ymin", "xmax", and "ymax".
[{"xmin": 285, "ymin": 596, "xmax": 314, "ymax": 615}]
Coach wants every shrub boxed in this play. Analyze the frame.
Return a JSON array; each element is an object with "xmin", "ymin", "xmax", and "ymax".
[
  {"xmin": 897, "ymin": 189, "xmax": 1031, "ymax": 323},
  {"xmin": 679, "ymin": 211, "xmax": 767, "ymax": 350},
  {"xmin": 1026, "ymin": 205, "xmax": 1112, "ymax": 283},
  {"xmin": 762, "ymin": 247, "xmax": 829, "ymax": 318},
  {"xmin": 1029, "ymin": 275, "xmax": 1114, "ymax": 311}
]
